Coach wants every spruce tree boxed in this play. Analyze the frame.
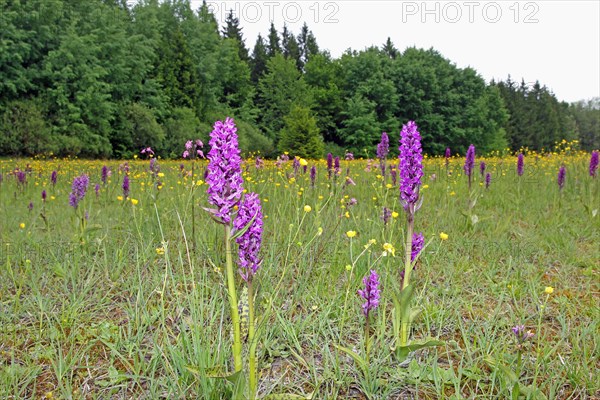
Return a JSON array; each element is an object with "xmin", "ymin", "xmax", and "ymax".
[
  {"xmin": 267, "ymin": 22, "xmax": 281, "ymax": 57},
  {"xmin": 382, "ymin": 37, "xmax": 398, "ymax": 59},
  {"xmin": 222, "ymin": 9, "xmax": 249, "ymax": 62},
  {"xmin": 250, "ymin": 34, "xmax": 268, "ymax": 83},
  {"xmin": 279, "ymin": 105, "xmax": 324, "ymax": 158}
]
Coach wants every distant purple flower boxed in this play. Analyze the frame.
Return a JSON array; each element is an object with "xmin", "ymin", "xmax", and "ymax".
[
  {"xmin": 557, "ymin": 165, "xmax": 566, "ymax": 190},
  {"xmin": 517, "ymin": 153, "xmax": 524, "ymax": 177},
  {"xmin": 464, "ymin": 144, "xmax": 476, "ymax": 189},
  {"xmin": 390, "ymin": 167, "xmax": 397, "ymax": 186},
  {"xmin": 51, "ymin": 170, "xmax": 58, "ymax": 186},
  {"xmin": 411, "ymin": 232, "xmax": 424, "ymax": 262},
  {"xmin": 233, "ymin": 192, "xmax": 263, "ymax": 281},
  {"xmin": 141, "ymin": 147, "xmax": 154, "ymax": 156},
  {"xmin": 590, "ymin": 151, "xmax": 599, "ymax": 177},
  {"xmin": 512, "ymin": 325, "xmax": 534, "ymax": 343},
  {"xmin": 327, "ymin": 153, "xmax": 333, "ymax": 179},
  {"xmin": 255, "ymin": 157, "xmax": 264, "ymax": 169},
  {"xmin": 485, "ymin": 172, "xmax": 491, "ymax": 188},
  {"xmin": 119, "ymin": 162, "xmax": 129, "ymax": 174},
  {"xmin": 445, "ymin": 147, "xmax": 451, "ymax": 159},
  {"xmin": 206, "ymin": 118, "xmax": 244, "ymax": 224},
  {"xmin": 377, "ymin": 132, "xmax": 390, "ymax": 160},
  {"xmin": 122, "ymin": 175, "xmax": 130, "ymax": 198},
  {"xmin": 345, "ymin": 152, "xmax": 354, "ymax": 160},
  {"xmin": 344, "ymin": 176, "xmax": 356, "ymax": 187},
  {"xmin": 480, "ymin": 161, "xmax": 486, "ymax": 177},
  {"xmin": 183, "ymin": 139, "xmax": 204, "ymax": 159},
  {"xmin": 334, "ymin": 156, "xmax": 340, "ymax": 176},
  {"xmin": 377, "ymin": 132, "xmax": 390, "ymax": 176},
  {"xmin": 310, "ymin": 166, "xmax": 316, "ymax": 187},
  {"xmin": 381, "ymin": 207, "xmax": 392, "ymax": 225},
  {"xmin": 149, "ymin": 158, "xmax": 160, "ymax": 175},
  {"xmin": 358, "ymin": 270, "xmax": 381, "ymax": 318},
  {"xmin": 69, "ymin": 174, "xmax": 89, "ymax": 209},
  {"xmin": 101, "ymin": 166, "xmax": 109, "ymax": 185},
  {"xmin": 399, "ymin": 121, "xmax": 423, "ymax": 212},
  {"xmin": 95, "ymin": 183, "xmax": 100, "ymax": 198},
  {"xmin": 464, "ymin": 145, "xmax": 475, "ymax": 178},
  {"xmin": 28, "ymin": 201, "xmax": 33, "ymax": 212},
  {"xmin": 17, "ymin": 170, "xmax": 26, "ymax": 185},
  {"xmin": 42, "ymin": 190, "xmax": 47, "ymax": 202},
  {"xmin": 293, "ymin": 157, "xmax": 300, "ymax": 175},
  {"xmin": 347, "ymin": 197, "xmax": 358, "ymax": 207}
]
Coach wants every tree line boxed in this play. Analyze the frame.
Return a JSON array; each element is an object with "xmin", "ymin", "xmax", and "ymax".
[{"xmin": 1, "ymin": 0, "xmax": 597, "ymax": 158}]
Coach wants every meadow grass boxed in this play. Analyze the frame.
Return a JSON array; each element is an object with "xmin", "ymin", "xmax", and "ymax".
[{"xmin": 0, "ymin": 151, "xmax": 598, "ymax": 399}]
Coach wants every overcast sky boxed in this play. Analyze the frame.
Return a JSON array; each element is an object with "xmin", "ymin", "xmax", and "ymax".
[{"xmin": 199, "ymin": 0, "xmax": 599, "ymax": 103}]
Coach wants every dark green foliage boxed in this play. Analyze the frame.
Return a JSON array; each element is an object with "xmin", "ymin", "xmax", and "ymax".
[
  {"xmin": 267, "ymin": 23, "xmax": 281, "ymax": 57},
  {"xmin": 0, "ymin": 4, "xmax": 587, "ymax": 158},
  {"xmin": 495, "ymin": 78, "xmax": 577, "ymax": 151},
  {"xmin": 221, "ymin": 8, "xmax": 249, "ymax": 62},
  {"xmin": 0, "ymin": 99, "xmax": 53, "ymax": 156},
  {"xmin": 257, "ymin": 54, "xmax": 311, "ymax": 142},
  {"xmin": 570, "ymin": 99, "xmax": 600, "ymax": 150},
  {"xmin": 161, "ymin": 107, "xmax": 208, "ymax": 158},
  {"xmin": 278, "ymin": 106, "xmax": 324, "ymax": 158},
  {"xmin": 250, "ymin": 35, "xmax": 268, "ymax": 84}
]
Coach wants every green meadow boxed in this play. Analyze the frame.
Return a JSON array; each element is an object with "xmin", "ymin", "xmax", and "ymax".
[{"xmin": 1, "ymin": 150, "xmax": 598, "ymax": 399}]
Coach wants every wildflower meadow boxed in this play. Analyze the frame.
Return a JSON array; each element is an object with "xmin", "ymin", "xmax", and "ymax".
[{"xmin": 0, "ymin": 129, "xmax": 598, "ymax": 399}]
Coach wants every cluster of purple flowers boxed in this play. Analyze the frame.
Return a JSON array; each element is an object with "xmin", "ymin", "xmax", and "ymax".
[
  {"xmin": 140, "ymin": 147, "xmax": 154, "ymax": 156},
  {"xmin": 411, "ymin": 232, "xmax": 424, "ymax": 262},
  {"xmin": 183, "ymin": 139, "xmax": 204, "ymax": 159},
  {"xmin": 122, "ymin": 175, "xmax": 130, "ymax": 198},
  {"xmin": 480, "ymin": 161, "xmax": 486, "ymax": 177},
  {"xmin": 51, "ymin": 170, "xmax": 58, "ymax": 186},
  {"xmin": 358, "ymin": 270, "xmax": 381, "ymax": 318},
  {"xmin": 558, "ymin": 165, "xmax": 566, "ymax": 190},
  {"xmin": 590, "ymin": 151, "xmax": 599, "ymax": 177},
  {"xmin": 390, "ymin": 167, "xmax": 397, "ymax": 186},
  {"xmin": 327, "ymin": 153, "xmax": 333, "ymax": 179},
  {"xmin": 16, "ymin": 170, "xmax": 26, "ymax": 186},
  {"xmin": 101, "ymin": 166, "xmax": 109, "ymax": 185},
  {"xmin": 69, "ymin": 174, "xmax": 89, "ymax": 209},
  {"xmin": 381, "ymin": 207, "xmax": 392, "ymax": 225},
  {"xmin": 485, "ymin": 172, "xmax": 492, "ymax": 188},
  {"xmin": 517, "ymin": 153, "xmax": 524, "ymax": 176},
  {"xmin": 345, "ymin": 152, "xmax": 354, "ymax": 161},
  {"xmin": 398, "ymin": 121, "xmax": 423, "ymax": 211},
  {"xmin": 377, "ymin": 132, "xmax": 390, "ymax": 176},
  {"xmin": 310, "ymin": 166, "xmax": 317, "ymax": 187},
  {"xmin": 464, "ymin": 145, "xmax": 476, "ymax": 179},
  {"xmin": 206, "ymin": 118, "xmax": 244, "ymax": 224},
  {"xmin": 512, "ymin": 325, "xmax": 534, "ymax": 344},
  {"xmin": 233, "ymin": 192, "xmax": 263, "ymax": 281}
]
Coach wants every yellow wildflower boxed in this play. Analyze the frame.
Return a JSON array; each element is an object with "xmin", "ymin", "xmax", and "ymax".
[
  {"xmin": 544, "ymin": 286, "xmax": 554, "ymax": 294},
  {"xmin": 346, "ymin": 230, "xmax": 357, "ymax": 238},
  {"xmin": 383, "ymin": 242, "xmax": 395, "ymax": 256},
  {"xmin": 440, "ymin": 232, "xmax": 449, "ymax": 241},
  {"xmin": 304, "ymin": 205, "xmax": 312, "ymax": 213}
]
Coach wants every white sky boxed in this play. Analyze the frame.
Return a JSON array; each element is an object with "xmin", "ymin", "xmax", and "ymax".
[{"xmin": 198, "ymin": 0, "xmax": 600, "ymax": 103}]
